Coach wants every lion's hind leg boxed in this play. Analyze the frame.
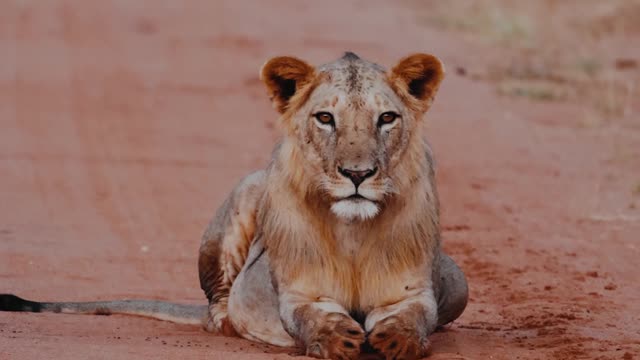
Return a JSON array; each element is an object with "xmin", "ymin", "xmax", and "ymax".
[
  {"xmin": 199, "ymin": 171, "xmax": 266, "ymax": 335},
  {"xmin": 435, "ymin": 252, "xmax": 469, "ymax": 327},
  {"xmin": 227, "ymin": 241, "xmax": 295, "ymax": 347},
  {"xmin": 199, "ymin": 239, "xmax": 237, "ymax": 335}
]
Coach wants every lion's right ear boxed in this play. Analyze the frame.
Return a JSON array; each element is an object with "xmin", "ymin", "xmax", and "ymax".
[
  {"xmin": 389, "ymin": 53, "xmax": 445, "ymax": 113},
  {"xmin": 260, "ymin": 56, "xmax": 316, "ymax": 114}
]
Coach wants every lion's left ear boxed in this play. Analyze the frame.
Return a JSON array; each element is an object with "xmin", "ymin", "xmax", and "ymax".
[
  {"xmin": 389, "ymin": 53, "xmax": 445, "ymax": 112},
  {"xmin": 260, "ymin": 56, "xmax": 316, "ymax": 114}
]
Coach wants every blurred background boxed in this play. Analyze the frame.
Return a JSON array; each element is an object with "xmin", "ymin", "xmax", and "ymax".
[{"xmin": 1, "ymin": 1, "xmax": 638, "ymax": 359}]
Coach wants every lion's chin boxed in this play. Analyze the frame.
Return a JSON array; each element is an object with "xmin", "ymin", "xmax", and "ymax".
[{"xmin": 330, "ymin": 199, "xmax": 379, "ymax": 221}]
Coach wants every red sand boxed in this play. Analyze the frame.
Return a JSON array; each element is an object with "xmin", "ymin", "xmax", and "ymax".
[{"xmin": 1, "ymin": 1, "xmax": 639, "ymax": 359}]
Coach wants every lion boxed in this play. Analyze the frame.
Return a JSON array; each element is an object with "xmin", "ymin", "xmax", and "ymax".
[{"xmin": 1, "ymin": 52, "xmax": 468, "ymax": 360}]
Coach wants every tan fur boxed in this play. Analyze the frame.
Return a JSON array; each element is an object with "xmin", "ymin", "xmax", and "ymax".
[{"xmin": 198, "ymin": 52, "xmax": 466, "ymax": 360}]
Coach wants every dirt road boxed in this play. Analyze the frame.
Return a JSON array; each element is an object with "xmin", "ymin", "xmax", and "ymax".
[{"xmin": 1, "ymin": 1, "xmax": 639, "ymax": 359}]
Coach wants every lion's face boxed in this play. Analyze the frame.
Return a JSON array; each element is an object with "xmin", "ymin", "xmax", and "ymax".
[
  {"xmin": 291, "ymin": 59, "xmax": 412, "ymax": 221},
  {"xmin": 261, "ymin": 52, "xmax": 444, "ymax": 221}
]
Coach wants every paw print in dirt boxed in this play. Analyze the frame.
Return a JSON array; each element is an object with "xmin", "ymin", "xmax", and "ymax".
[
  {"xmin": 367, "ymin": 315, "xmax": 430, "ymax": 360},
  {"xmin": 305, "ymin": 312, "xmax": 365, "ymax": 360}
]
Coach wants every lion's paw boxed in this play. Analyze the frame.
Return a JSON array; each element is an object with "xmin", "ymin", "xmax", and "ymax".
[
  {"xmin": 368, "ymin": 315, "xmax": 429, "ymax": 360},
  {"xmin": 305, "ymin": 313, "xmax": 365, "ymax": 360},
  {"xmin": 205, "ymin": 306, "xmax": 238, "ymax": 336}
]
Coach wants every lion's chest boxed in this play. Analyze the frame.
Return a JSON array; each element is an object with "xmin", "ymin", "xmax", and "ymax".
[
  {"xmin": 334, "ymin": 225, "xmax": 365, "ymax": 259},
  {"xmin": 323, "ymin": 224, "xmax": 431, "ymax": 313}
]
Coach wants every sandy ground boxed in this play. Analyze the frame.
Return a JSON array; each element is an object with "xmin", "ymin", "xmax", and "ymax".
[{"xmin": 1, "ymin": 1, "xmax": 639, "ymax": 359}]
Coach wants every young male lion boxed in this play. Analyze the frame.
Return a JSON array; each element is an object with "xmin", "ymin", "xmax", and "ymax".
[{"xmin": 1, "ymin": 52, "xmax": 468, "ymax": 360}]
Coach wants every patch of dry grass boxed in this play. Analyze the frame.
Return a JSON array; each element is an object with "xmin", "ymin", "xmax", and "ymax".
[
  {"xmin": 497, "ymin": 81, "xmax": 567, "ymax": 101},
  {"xmin": 420, "ymin": 3, "xmax": 534, "ymax": 47},
  {"xmin": 408, "ymin": 0, "xmax": 640, "ymax": 119}
]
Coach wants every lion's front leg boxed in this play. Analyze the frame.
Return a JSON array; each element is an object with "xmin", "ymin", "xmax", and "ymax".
[
  {"xmin": 365, "ymin": 289, "xmax": 438, "ymax": 360},
  {"xmin": 279, "ymin": 293, "xmax": 366, "ymax": 359}
]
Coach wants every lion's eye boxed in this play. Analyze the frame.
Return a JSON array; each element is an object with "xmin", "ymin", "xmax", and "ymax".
[
  {"xmin": 314, "ymin": 112, "xmax": 335, "ymax": 126},
  {"xmin": 378, "ymin": 112, "xmax": 399, "ymax": 126}
]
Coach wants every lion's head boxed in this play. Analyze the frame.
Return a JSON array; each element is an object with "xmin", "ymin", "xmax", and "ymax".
[{"xmin": 260, "ymin": 52, "xmax": 444, "ymax": 222}]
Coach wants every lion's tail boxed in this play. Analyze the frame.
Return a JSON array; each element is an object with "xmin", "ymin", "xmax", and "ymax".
[{"xmin": 0, "ymin": 293, "xmax": 207, "ymax": 325}]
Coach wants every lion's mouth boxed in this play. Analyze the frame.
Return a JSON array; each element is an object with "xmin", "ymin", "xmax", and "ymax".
[
  {"xmin": 344, "ymin": 193, "xmax": 377, "ymax": 203},
  {"xmin": 338, "ymin": 193, "xmax": 379, "ymax": 205},
  {"xmin": 346, "ymin": 194, "xmax": 365, "ymax": 200}
]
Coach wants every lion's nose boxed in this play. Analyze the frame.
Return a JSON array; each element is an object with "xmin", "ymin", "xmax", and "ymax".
[{"xmin": 338, "ymin": 167, "xmax": 377, "ymax": 187}]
